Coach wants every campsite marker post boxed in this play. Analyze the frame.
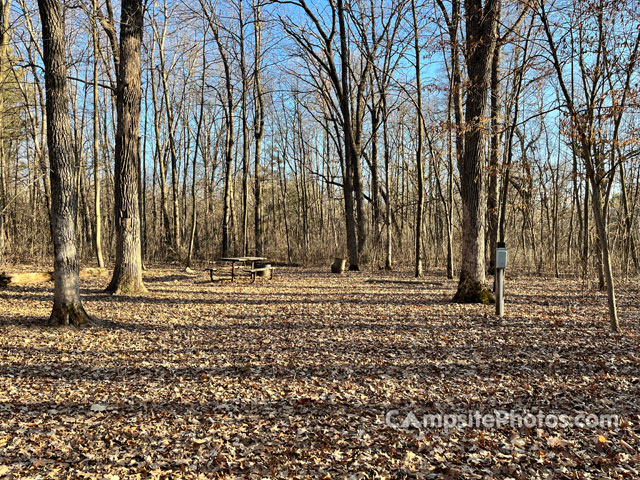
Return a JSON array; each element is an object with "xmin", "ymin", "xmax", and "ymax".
[{"xmin": 496, "ymin": 243, "xmax": 507, "ymax": 317}]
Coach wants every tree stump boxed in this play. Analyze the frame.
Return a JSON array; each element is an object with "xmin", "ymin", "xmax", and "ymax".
[{"xmin": 331, "ymin": 257, "xmax": 347, "ymax": 274}]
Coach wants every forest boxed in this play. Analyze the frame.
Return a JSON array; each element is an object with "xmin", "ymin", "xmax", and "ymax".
[
  {"xmin": 0, "ymin": 0, "xmax": 639, "ymax": 477},
  {"xmin": 0, "ymin": 0, "xmax": 639, "ymax": 315}
]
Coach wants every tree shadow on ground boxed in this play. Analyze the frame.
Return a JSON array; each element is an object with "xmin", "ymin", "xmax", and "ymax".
[{"xmin": 144, "ymin": 273, "xmax": 200, "ymax": 284}]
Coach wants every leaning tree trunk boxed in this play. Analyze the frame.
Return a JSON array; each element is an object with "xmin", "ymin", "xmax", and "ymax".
[
  {"xmin": 38, "ymin": 0, "xmax": 94, "ymax": 326},
  {"xmin": 453, "ymin": 0, "xmax": 500, "ymax": 304},
  {"xmin": 590, "ymin": 175, "xmax": 619, "ymax": 332},
  {"xmin": 106, "ymin": 0, "xmax": 146, "ymax": 295}
]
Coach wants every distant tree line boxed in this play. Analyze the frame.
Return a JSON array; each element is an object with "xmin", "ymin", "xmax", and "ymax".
[{"xmin": 0, "ymin": 0, "xmax": 638, "ymax": 330}]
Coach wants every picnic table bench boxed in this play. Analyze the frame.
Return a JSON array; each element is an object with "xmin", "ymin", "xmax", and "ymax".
[
  {"xmin": 209, "ymin": 257, "xmax": 274, "ymax": 283},
  {"xmin": 248, "ymin": 264, "xmax": 274, "ymax": 283}
]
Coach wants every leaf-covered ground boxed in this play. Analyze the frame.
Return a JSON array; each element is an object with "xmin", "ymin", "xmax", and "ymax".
[{"xmin": 0, "ymin": 266, "xmax": 639, "ymax": 479}]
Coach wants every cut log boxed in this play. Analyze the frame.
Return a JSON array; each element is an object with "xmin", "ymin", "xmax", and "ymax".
[
  {"xmin": 0, "ymin": 271, "xmax": 53, "ymax": 286},
  {"xmin": 79, "ymin": 267, "xmax": 109, "ymax": 279},
  {"xmin": 0, "ymin": 267, "xmax": 109, "ymax": 287},
  {"xmin": 331, "ymin": 257, "xmax": 347, "ymax": 274}
]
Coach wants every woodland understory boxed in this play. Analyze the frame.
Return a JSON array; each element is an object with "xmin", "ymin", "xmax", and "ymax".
[{"xmin": 1, "ymin": 0, "xmax": 640, "ymax": 475}]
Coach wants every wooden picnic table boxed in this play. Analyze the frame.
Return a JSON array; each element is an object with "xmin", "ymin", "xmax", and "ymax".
[{"xmin": 217, "ymin": 256, "xmax": 267, "ymax": 282}]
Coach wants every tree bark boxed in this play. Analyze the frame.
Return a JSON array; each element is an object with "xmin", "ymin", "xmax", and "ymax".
[
  {"xmin": 38, "ymin": 0, "xmax": 94, "ymax": 326},
  {"xmin": 187, "ymin": 38, "xmax": 207, "ymax": 269},
  {"xmin": 149, "ymin": 54, "xmax": 172, "ymax": 247},
  {"xmin": 582, "ymin": 175, "xmax": 589, "ymax": 280},
  {"xmin": 155, "ymin": 20, "xmax": 181, "ymax": 252},
  {"xmin": 453, "ymin": 0, "xmax": 500, "ymax": 304},
  {"xmin": 0, "ymin": 0, "xmax": 11, "ymax": 258},
  {"xmin": 383, "ymin": 95, "xmax": 392, "ymax": 271},
  {"xmin": 238, "ymin": 2, "xmax": 250, "ymax": 256},
  {"xmin": 336, "ymin": 0, "xmax": 361, "ymax": 270},
  {"xmin": 92, "ymin": 0, "xmax": 104, "ymax": 268},
  {"xmin": 253, "ymin": 1, "xmax": 265, "ymax": 257},
  {"xmin": 106, "ymin": 0, "xmax": 146, "ymax": 295},
  {"xmin": 412, "ymin": 0, "xmax": 424, "ymax": 277},
  {"xmin": 436, "ymin": 0, "xmax": 463, "ymax": 280},
  {"xmin": 590, "ymin": 175, "xmax": 619, "ymax": 332},
  {"xmin": 487, "ymin": 28, "xmax": 501, "ymax": 275},
  {"xmin": 205, "ymin": 13, "xmax": 234, "ymax": 258}
]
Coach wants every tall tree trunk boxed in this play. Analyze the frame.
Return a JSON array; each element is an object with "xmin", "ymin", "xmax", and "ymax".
[
  {"xmin": 538, "ymin": 0, "xmax": 619, "ymax": 331},
  {"xmin": 590, "ymin": 175, "xmax": 619, "ymax": 332},
  {"xmin": 553, "ymin": 152, "xmax": 560, "ymax": 277},
  {"xmin": 487, "ymin": 26, "xmax": 502, "ymax": 275},
  {"xmin": 412, "ymin": 0, "xmax": 424, "ymax": 277},
  {"xmin": 0, "ymin": 0, "xmax": 11, "ymax": 258},
  {"xmin": 38, "ymin": 0, "xmax": 94, "ymax": 325},
  {"xmin": 383, "ymin": 96, "xmax": 392, "ymax": 271},
  {"xmin": 149, "ymin": 46, "xmax": 171, "ymax": 247},
  {"xmin": 140, "ymin": 81, "xmax": 147, "ymax": 264},
  {"xmin": 436, "ymin": 0, "xmax": 463, "ymax": 279},
  {"xmin": 187, "ymin": 40, "xmax": 207, "ymax": 269},
  {"xmin": 446, "ymin": 138, "xmax": 454, "ymax": 279},
  {"xmin": 92, "ymin": 0, "xmax": 104, "ymax": 268},
  {"xmin": 337, "ymin": 0, "xmax": 360, "ymax": 270},
  {"xmin": 453, "ymin": 0, "xmax": 500, "ymax": 304},
  {"xmin": 206, "ymin": 17, "xmax": 234, "ymax": 258},
  {"xmin": 253, "ymin": 1, "xmax": 265, "ymax": 257},
  {"xmin": 620, "ymin": 162, "xmax": 640, "ymax": 271},
  {"xmin": 370, "ymin": 102, "xmax": 381, "ymax": 239},
  {"xmin": 582, "ymin": 179, "xmax": 589, "ymax": 279},
  {"xmin": 106, "ymin": 0, "xmax": 146, "ymax": 295},
  {"xmin": 221, "ymin": 107, "xmax": 233, "ymax": 258},
  {"xmin": 160, "ymin": 68, "xmax": 180, "ymax": 252},
  {"xmin": 238, "ymin": 2, "xmax": 249, "ymax": 255}
]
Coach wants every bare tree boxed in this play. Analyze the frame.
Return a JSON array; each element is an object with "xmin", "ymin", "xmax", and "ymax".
[
  {"xmin": 37, "ymin": 0, "xmax": 94, "ymax": 325},
  {"xmin": 452, "ymin": 0, "xmax": 500, "ymax": 303},
  {"xmin": 411, "ymin": 0, "xmax": 425, "ymax": 277},
  {"xmin": 151, "ymin": 0, "xmax": 182, "ymax": 252},
  {"xmin": 91, "ymin": 0, "xmax": 104, "ymax": 268},
  {"xmin": 538, "ymin": 0, "xmax": 640, "ymax": 331},
  {"xmin": 106, "ymin": 0, "xmax": 146, "ymax": 294},
  {"xmin": 275, "ymin": 0, "xmax": 379, "ymax": 269},
  {"xmin": 2, "ymin": 0, "xmax": 638, "ymax": 294},
  {"xmin": 253, "ymin": 0, "xmax": 265, "ymax": 256},
  {"xmin": 0, "ymin": 0, "xmax": 12, "ymax": 257},
  {"xmin": 187, "ymin": 26, "xmax": 208, "ymax": 269}
]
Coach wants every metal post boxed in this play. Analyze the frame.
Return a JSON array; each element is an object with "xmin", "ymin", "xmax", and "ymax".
[
  {"xmin": 496, "ymin": 242, "xmax": 507, "ymax": 317},
  {"xmin": 496, "ymin": 268, "xmax": 504, "ymax": 317}
]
